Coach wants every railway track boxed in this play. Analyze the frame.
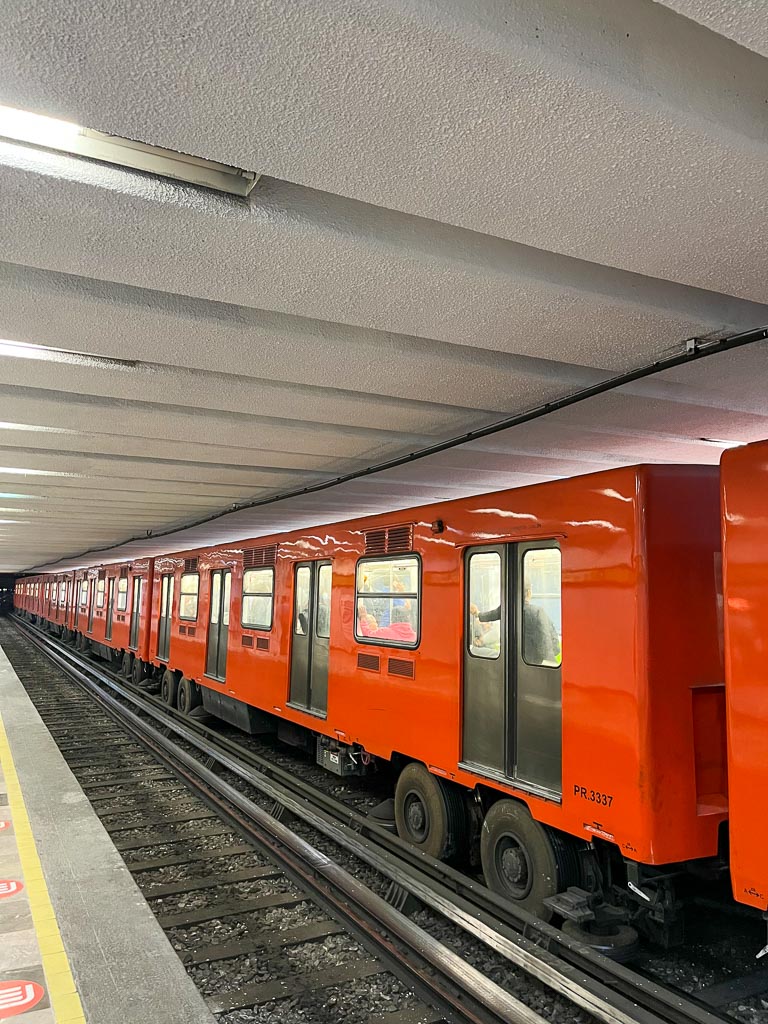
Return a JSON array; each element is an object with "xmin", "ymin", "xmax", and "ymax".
[{"xmin": 4, "ymin": 614, "xmax": 743, "ymax": 1024}]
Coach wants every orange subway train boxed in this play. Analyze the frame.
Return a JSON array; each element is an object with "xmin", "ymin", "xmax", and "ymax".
[{"xmin": 13, "ymin": 446, "xmax": 768, "ymax": 952}]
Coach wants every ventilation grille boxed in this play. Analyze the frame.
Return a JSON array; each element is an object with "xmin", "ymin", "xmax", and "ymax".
[
  {"xmin": 120, "ymin": 568, "xmax": 128, "ymax": 578},
  {"xmin": 241, "ymin": 635, "xmax": 254, "ymax": 648},
  {"xmin": 187, "ymin": 627, "xmax": 196, "ymax": 638},
  {"xmin": 364, "ymin": 524, "xmax": 413, "ymax": 555},
  {"xmin": 256, "ymin": 637, "xmax": 270, "ymax": 651},
  {"xmin": 243, "ymin": 544, "xmax": 278, "ymax": 569},
  {"xmin": 357, "ymin": 653, "xmax": 380, "ymax": 672},
  {"xmin": 179, "ymin": 625, "xmax": 187, "ymax": 635},
  {"xmin": 388, "ymin": 658, "xmax": 415, "ymax": 679},
  {"xmin": 184, "ymin": 557, "xmax": 198, "ymax": 573},
  {"xmin": 98, "ymin": 569, "xmax": 106, "ymax": 580}
]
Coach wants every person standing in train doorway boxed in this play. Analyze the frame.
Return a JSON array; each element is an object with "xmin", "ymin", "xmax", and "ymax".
[{"xmin": 470, "ymin": 584, "xmax": 561, "ymax": 665}]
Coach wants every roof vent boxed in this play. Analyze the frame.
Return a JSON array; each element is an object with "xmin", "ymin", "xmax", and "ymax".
[
  {"xmin": 364, "ymin": 524, "xmax": 413, "ymax": 555},
  {"xmin": 243, "ymin": 544, "xmax": 277, "ymax": 570},
  {"xmin": 184, "ymin": 557, "xmax": 199, "ymax": 573}
]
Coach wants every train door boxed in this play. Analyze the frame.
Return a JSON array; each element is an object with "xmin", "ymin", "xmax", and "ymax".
[
  {"xmin": 105, "ymin": 577, "xmax": 115, "ymax": 641},
  {"xmin": 206, "ymin": 570, "xmax": 231, "ymax": 680},
  {"xmin": 157, "ymin": 574, "xmax": 174, "ymax": 661},
  {"xmin": 129, "ymin": 576, "xmax": 142, "ymax": 650},
  {"xmin": 87, "ymin": 579, "xmax": 96, "ymax": 634},
  {"xmin": 462, "ymin": 541, "xmax": 562, "ymax": 797},
  {"xmin": 289, "ymin": 561, "xmax": 332, "ymax": 716}
]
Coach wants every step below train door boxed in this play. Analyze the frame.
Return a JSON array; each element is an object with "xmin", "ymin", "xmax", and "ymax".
[
  {"xmin": 206, "ymin": 569, "xmax": 232, "ymax": 681},
  {"xmin": 462, "ymin": 541, "xmax": 563, "ymax": 799},
  {"xmin": 289, "ymin": 561, "xmax": 332, "ymax": 717}
]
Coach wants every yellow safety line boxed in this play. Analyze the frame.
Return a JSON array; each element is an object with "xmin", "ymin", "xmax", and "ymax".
[{"xmin": 0, "ymin": 713, "xmax": 86, "ymax": 1024}]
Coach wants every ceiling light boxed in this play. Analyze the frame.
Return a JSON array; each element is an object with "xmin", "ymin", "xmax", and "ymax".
[
  {"xmin": 0, "ymin": 493, "xmax": 36, "ymax": 499},
  {"xmin": 0, "ymin": 467, "xmax": 74, "ymax": 477},
  {"xmin": 699, "ymin": 438, "xmax": 746, "ymax": 449},
  {"xmin": 0, "ymin": 104, "xmax": 259, "ymax": 197}
]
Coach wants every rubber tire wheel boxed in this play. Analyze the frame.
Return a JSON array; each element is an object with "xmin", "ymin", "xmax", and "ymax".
[
  {"xmin": 394, "ymin": 762, "xmax": 467, "ymax": 864},
  {"xmin": 131, "ymin": 658, "xmax": 147, "ymax": 687},
  {"xmin": 561, "ymin": 920, "xmax": 640, "ymax": 963},
  {"xmin": 161, "ymin": 670, "xmax": 179, "ymax": 707},
  {"xmin": 176, "ymin": 677, "xmax": 201, "ymax": 715},
  {"xmin": 120, "ymin": 652, "xmax": 133, "ymax": 678},
  {"xmin": 480, "ymin": 799, "xmax": 560, "ymax": 921}
]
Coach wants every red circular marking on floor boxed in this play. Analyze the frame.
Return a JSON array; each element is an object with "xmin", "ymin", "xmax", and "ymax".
[
  {"xmin": 0, "ymin": 980, "xmax": 45, "ymax": 1018},
  {"xmin": 0, "ymin": 880, "xmax": 23, "ymax": 899},
  {"xmin": 0, "ymin": 822, "xmax": 10, "ymax": 832}
]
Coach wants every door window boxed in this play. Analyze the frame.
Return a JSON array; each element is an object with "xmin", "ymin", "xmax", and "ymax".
[
  {"xmin": 467, "ymin": 551, "xmax": 502, "ymax": 660},
  {"xmin": 521, "ymin": 549, "xmax": 562, "ymax": 666}
]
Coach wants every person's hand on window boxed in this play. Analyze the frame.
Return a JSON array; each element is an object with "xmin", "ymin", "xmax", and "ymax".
[{"xmin": 469, "ymin": 603, "xmax": 479, "ymax": 616}]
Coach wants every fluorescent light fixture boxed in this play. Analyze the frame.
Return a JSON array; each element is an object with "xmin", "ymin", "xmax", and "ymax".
[
  {"xmin": 0, "ymin": 493, "xmax": 36, "ymax": 499},
  {"xmin": 0, "ymin": 104, "xmax": 260, "ymax": 197},
  {"xmin": 0, "ymin": 467, "xmax": 74, "ymax": 477},
  {"xmin": 699, "ymin": 437, "xmax": 746, "ymax": 449},
  {"xmin": 0, "ymin": 419, "xmax": 74, "ymax": 433}
]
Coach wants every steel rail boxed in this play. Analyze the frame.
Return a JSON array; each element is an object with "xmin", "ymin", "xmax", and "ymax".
[{"xmin": 12, "ymin": 615, "xmax": 733, "ymax": 1024}]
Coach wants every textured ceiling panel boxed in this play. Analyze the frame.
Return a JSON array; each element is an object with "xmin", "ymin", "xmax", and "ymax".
[
  {"xmin": 0, "ymin": 0, "xmax": 767, "ymax": 571},
  {"xmin": 653, "ymin": 1, "xmax": 768, "ymax": 58},
  {"xmin": 2, "ymin": 0, "xmax": 768, "ymax": 298}
]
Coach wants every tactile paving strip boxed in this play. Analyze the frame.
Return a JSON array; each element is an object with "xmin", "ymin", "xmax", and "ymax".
[{"xmin": 0, "ymin": 714, "xmax": 85, "ymax": 1024}]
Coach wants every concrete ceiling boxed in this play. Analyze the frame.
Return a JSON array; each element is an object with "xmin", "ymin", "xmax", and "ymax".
[{"xmin": 0, "ymin": 0, "xmax": 767, "ymax": 571}]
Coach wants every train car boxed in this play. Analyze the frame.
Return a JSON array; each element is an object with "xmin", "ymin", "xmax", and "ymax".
[
  {"xmin": 721, "ymin": 439, "xmax": 768, "ymax": 921},
  {"xmin": 99, "ymin": 463, "xmax": 724, "ymax": 947},
  {"xmin": 12, "ymin": 461, "xmax": 739, "ymax": 950}
]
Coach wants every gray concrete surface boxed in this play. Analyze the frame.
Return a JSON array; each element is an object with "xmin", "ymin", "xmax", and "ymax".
[{"xmin": 0, "ymin": 641, "xmax": 215, "ymax": 1024}]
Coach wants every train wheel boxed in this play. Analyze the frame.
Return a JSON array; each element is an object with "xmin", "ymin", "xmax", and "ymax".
[
  {"xmin": 161, "ymin": 670, "xmax": 179, "ymax": 707},
  {"xmin": 131, "ymin": 658, "xmax": 148, "ymax": 687},
  {"xmin": 120, "ymin": 651, "xmax": 133, "ymax": 678},
  {"xmin": 394, "ymin": 763, "xmax": 467, "ymax": 863},
  {"xmin": 176, "ymin": 677, "xmax": 201, "ymax": 716},
  {"xmin": 480, "ymin": 799, "xmax": 575, "ymax": 921}
]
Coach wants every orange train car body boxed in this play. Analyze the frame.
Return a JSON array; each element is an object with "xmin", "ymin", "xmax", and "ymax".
[
  {"xmin": 721, "ymin": 440, "xmax": 768, "ymax": 911},
  {"xmin": 15, "ymin": 465, "xmax": 730, "ymax": 880}
]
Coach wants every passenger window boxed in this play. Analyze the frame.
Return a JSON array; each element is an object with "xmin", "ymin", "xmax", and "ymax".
[
  {"xmin": 116, "ymin": 577, "xmax": 128, "ymax": 611},
  {"xmin": 51, "ymin": 583, "xmax": 58, "ymax": 604},
  {"xmin": 294, "ymin": 566, "xmax": 311, "ymax": 635},
  {"xmin": 316, "ymin": 564, "xmax": 332, "ymax": 639},
  {"xmin": 79, "ymin": 581, "xmax": 88, "ymax": 607},
  {"xmin": 96, "ymin": 578, "xmax": 106, "ymax": 607},
  {"xmin": 467, "ymin": 551, "xmax": 502, "ymax": 660},
  {"xmin": 179, "ymin": 573, "xmax": 200, "ymax": 621},
  {"xmin": 355, "ymin": 556, "xmax": 419, "ymax": 647},
  {"xmin": 242, "ymin": 568, "xmax": 274, "ymax": 630},
  {"xmin": 522, "ymin": 548, "xmax": 562, "ymax": 667}
]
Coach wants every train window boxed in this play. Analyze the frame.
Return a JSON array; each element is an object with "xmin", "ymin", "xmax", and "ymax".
[
  {"xmin": 179, "ymin": 573, "xmax": 200, "ymax": 621},
  {"xmin": 294, "ymin": 566, "xmax": 311, "ymax": 635},
  {"xmin": 96, "ymin": 578, "xmax": 106, "ymax": 608},
  {"xmin": 44, "ymin": 582, "xmax": 49, "ymax": 601},
  {"xmin": 79, "ymin": 580, "xmax": 88, "ymax": 607},
  {"xmin": 116, "ymin": 577, "xmax": 128, "ymax": 611},
  {"xmin": 316, "ymin": 563, "xmax": 332, "ymax": 639},
  {"xmin": 521, "ymin": 548, "xmax": 562, "ymax": 667},
  {"xmin": 355, "ymin": 556, "xmax": 419, "ymax": 648},
  {"xmin": 51, "ymin": 582, "xmax": 58, "ymax": 604},
  {"xmin": 242, "ymin": 568, "xmax": 274, "ymax": 630},
  {"xmin": 468, "ymin": 551, "xmax": 502, "ymax": 660}
]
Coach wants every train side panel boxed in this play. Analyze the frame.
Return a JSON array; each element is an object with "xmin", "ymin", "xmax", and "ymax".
[{"xmin": 721, "ymin": 440, "xmax": 768, "ymax": 910}]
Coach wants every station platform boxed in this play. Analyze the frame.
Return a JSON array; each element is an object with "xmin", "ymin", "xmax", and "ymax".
[{"xmin": 0, "ymin": 643, "xmax": 215, "ymax": 1024}]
